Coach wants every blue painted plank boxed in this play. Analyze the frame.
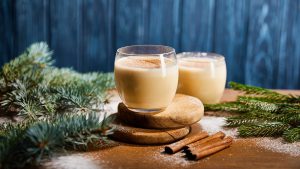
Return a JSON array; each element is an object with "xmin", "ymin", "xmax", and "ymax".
[
  {"xmin": 147, "ymin": 0, "xmax": 181, "ymax": 51},
  {"xmin": 277, "ymin": 0, "xmax": 300, "ymax": 89},
  {"xmin": 82, "ymin": 0, "xmax": 114, "ymax": 72},
  {"xmin": 245, "ymin": 0, "xmax": 284, "ymax": 88},
  {"xmin": 115, "ymin": 0, "xmax": 148, "ymax": 49},
  {"xmin": 213, "ymin": 0, "xmax": 249, "ymax": 84},
  {"xmin": 0, "ymin": 0, "xmax": 14, "ymax": 65},
  {"xmin": 50, "ymin": 0, "xmax": 82, "ymax": 70},
  {"xmin": 15, "ymin": 0, "xmax": 49, "ymax": 55},
  {"xmin": 1, "ymin": 0, "xmax": 299, "ymax": 89},
  {"xmin": 181, "ymin": 0, "xmax": 215, "ymax": 51},
  {"xmin": 106, "ymin": 0, "xmax": 115, "ymax": 72}
]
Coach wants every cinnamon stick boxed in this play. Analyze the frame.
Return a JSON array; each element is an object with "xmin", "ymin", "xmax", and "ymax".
[
  {"xmin": 184, "ymin": 137, "xmax": 223, "ymax": 154},
  {"xmin": 186, "ymin": 137, "xmax": 233, "ymax": 160},
  {"xmin": 164, "ymin": 131, "xmax": 208, "ymax": 154},
  {"xmin": 187, "ymin": 137, "xmax": 233, "ymax": 154},
  {"xmin": 184, "ymin": 131, "xmax": 225, "ymax": 150}
]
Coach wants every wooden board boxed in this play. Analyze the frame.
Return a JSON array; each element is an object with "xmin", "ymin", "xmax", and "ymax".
[
  {"xmin": 71, "ymin": 89, "xmax": 300, "ymax": 169},
  {"xmin": 111, "ymin": 115, "xmax": 191, "ymax": 145},
  {"xmin": 118, "ymin": 94, "xmax": 204, "ymax": 129}
]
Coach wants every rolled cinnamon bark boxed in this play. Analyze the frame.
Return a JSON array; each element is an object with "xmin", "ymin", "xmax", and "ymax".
[
  {"xmin": 184, "ymin": 131, "xmax": 225, "ymax": 150},
  {"xmin": 186, "ymin": 137, "xmax": 233, "ymax": 160},
  {"xmin": 189, "ymin": 137, "xmax": 233, "ymax": 154},
  {"xmin": 187, "ymin": 143, "xmax": 231, "ymax": 160},
  {"xmin": 164, "ymin": 131, "xmax": 208, "ymax": 154},
  {"xmin": 184, "ymin": 137, "xmax": 223, "ymax": 154}
]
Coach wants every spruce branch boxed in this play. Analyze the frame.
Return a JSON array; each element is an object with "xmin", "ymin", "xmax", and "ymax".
[
  {"xmin": 1, "ymin": 42, "xmax": 53, "ymax": 86},
  {"xmin": 238, "ymin": 122, "xmax": 291, "ymax": 137},
  {"xmin": 230, "ymin": 82, "xmax": 300, "ymax": 103},
  {"xmin": 0, "ymin": 42, "xmax": 115, "ymax": 168},
  {"xmin": 238, "ymin": 97, "xmax": 279, "ymax": 113},
  {"xmin": 0, "ymin": 112, "xmax": 114, "ymax": 168},
  {"xmin": 283, "ymin": 127, "xmax": 300, "ymax": 142},
  {"xmin": 238, "ymin": 97, "xmax": 300, "ymax": 114},
  {"xmin": 229, "ymin": 82, "xmax": 282, "ymax": 96},
  {"xmin": 226, "ymin": 116, "xmax": 263, "ymax": 127},
  {"xmin": 207, "ymin": 82, "xmax": 300, "ymax": 142},
  {"xmin": 204, "ymin": 102, "xmax": 249, "ymax": 113}
]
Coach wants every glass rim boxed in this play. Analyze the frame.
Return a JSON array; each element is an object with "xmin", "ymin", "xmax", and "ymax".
[
  {"xmin": 177, "ymin": 52, "xmax": 225, "ymax": 62},
  {"xmin": 117, "ymin": 45, "xmax": 176, "ymax": 56}
]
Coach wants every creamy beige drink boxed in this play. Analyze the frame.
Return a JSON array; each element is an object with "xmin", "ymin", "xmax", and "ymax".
[
  {"xmin": 114, "ymin": 56, "xmax": 178, "ymax": 111},
  {"xmin": 177, "ymin": 53, "xmax": 226, "ymax": 104}
]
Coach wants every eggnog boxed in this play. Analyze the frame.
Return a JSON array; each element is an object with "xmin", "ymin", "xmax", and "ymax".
[
  {"xmin": 114, "ymin": 56, "xmax": 178, "ymax": 111},
  {"xmin": 177, "ymin": 53, "xmax": 226, "ymax": 104}
]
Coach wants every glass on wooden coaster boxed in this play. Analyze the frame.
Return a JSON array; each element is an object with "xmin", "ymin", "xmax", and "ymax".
[
  {"xmin": 177, "ymin": 52, "xmax": 226, "ymax": 104},
  {"xmin": 114, "ymin": 45, "xmax": 178, "ymax": 113}
]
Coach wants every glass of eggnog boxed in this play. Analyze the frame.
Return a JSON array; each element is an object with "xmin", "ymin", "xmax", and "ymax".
[
  {"xmin": 177, "ymin": 52, "xmax": 226, "ymax": 104},
  {"xmin": 114, "ymin": 45, "xmax": 178, "ymax": 113}
]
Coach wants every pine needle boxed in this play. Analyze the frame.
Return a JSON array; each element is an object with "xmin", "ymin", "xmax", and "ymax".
[
  {"xmin": 207, "ymin": 82, "xmax": 300, "ymax": 142},
  {"xmin": 0, "ymin": 42, "xmax": 115, "ymax": 168},
  {"xmin": 238, "ymin": 122, "xmax": 291, "ymax": 137},
  {"xmin": 283, "ymin": 127, "xmax": 300, "ymax": 142}
]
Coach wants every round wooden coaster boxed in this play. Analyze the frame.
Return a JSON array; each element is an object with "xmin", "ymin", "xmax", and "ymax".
[
  {"xmin": 118, "ymin": 94, "xmax": 204, "ymax": 129},
  {"xmin": 110, "ymin": 116, "xmax": 191, "ymax": 145}
]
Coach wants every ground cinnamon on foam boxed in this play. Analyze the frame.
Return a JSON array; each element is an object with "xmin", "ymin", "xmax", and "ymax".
[
  {"xmin": 178, "ymin": 57, "xmax": 224, "ymax": 68},
  {"xmin": 116, "ymin": 56, "xmax": 174, "ymax": 69}
]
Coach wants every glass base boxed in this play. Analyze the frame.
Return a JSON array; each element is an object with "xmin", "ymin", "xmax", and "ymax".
[{"xmin": 127, "ymin": 107, "xmax": 164, "ymax": 114}]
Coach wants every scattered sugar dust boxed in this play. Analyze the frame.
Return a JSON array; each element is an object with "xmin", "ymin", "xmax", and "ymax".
[
  {"xmin": 43, "ymin": 154, "xmax": 101, "ymax": 169},
  {"xmin": 152, "ymin": 150, "xmax": 197, "ymax": 167},
  {"xmin": 198, "ymin": 116, "xmax": 237, "ymax": 138},
  {"xmin": 255, "ymin": 137, "xmax": 300, "ymax": 157},
  {"xmin": 199, "ymin": 115, "xmax": 300, "ymax": 157}
]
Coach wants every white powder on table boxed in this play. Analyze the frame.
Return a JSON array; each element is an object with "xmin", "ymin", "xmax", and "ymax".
[
  {"xmin": 43, "ymin": 154, "xmax": 101, "ymax": 169},
  {"xmin": 199, "ymin": 115, "xmax": 300, "ymax": 157},
  {"xmin": 255, "ymin": 137, "xmax": 300, "ymax": 157},
  {"xmin": 152, "ymin": 150, "xmax": 195, "ymax": 167},
  {"xmin": 198, "ymin": 116, "xmax": 237, "ymax": 138}
]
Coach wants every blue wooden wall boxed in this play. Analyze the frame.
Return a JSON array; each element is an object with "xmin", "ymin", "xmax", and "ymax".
[{"xmin": 0, "ymin": 0, "xmax": 300, "ymax": 89}]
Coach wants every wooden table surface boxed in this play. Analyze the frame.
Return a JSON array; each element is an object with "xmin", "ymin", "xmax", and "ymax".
[{"xmin": 45, "ymin": 89, "xmax": 300, "ymax": 169}]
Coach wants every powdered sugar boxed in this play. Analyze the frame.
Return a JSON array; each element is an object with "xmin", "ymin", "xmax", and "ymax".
[
  {"xmin": 43, "ymin": 154, "xmax": 101, "ymax": 169},
  {"xmin": 255, "ymin": 137, "xmax": 300, "ymax": 157},
  {"xmin": 152, "ymin": 151, "xmax": 194, "ymax": 167},
  {"xmin": 198, "ymin": 116, "xmax": 237, "ymax": 138}
]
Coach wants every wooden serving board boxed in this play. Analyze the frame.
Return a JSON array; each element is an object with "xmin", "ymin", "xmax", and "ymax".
[
  {"xmin": 110, "ymin": 115, "xmax": 191, "ymax": 144},
  {"xmin": 118, "ymin": 94, "xmax": 204, "ymax": 129},
  {"xmin": 44, "ymin": 89, "xmax": 300, "ymax": 169}
]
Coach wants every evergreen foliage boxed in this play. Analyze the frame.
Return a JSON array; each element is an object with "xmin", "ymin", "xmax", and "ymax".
[
  {"xmin": 206, "ymin": 82, "xmax": 300, "ymax": 142},
  {"xmin": 0, "ymin": 42, "xmax": 115, "ymax": 168}
]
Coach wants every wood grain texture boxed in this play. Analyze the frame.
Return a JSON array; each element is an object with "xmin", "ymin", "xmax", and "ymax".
[
  {"xmin": 50, "ymin": 0, "xmax": 82, "ymax": 70},
  {"xmin": 115, "ymin": 0, "xmax": 148, "ymax": 49},
  {"xmin": 0, "ymin": 0, "xmax": 14, "ymax": 63},
  {"xmin": 213, "ymin": 0, "xmax": 249, "ymax": 84},
  {"xmin": 181, "ymin": 0, "xmax": 215, "ymax": 51},
  {"xmin": 111, "ymin": 115, "xmax": 191, "ymax": 145},
  {"xmin": 277, "ymin": 0, "xmax": 300, "ymax": 89},
  {"xmin": 82, "ymin": 0, "xmax": 114, "ymax": 72},
  {"xmin": 118, "ymin": 94, "xmax": 204, "ymax": 129},
  {"xmin": 15, "ymin": 0, "xmax": 49, "ymax": 55},
  {"xmin": 147, "ymin": 0, "xmax": 181, "ymax": 50},
  {"xmin": 1, "ymin": 0, "xmax": 300, "ymax": 89},
  {"xmin": 245, "ymin": 0, "xmax": 284, "ymax": 88}
]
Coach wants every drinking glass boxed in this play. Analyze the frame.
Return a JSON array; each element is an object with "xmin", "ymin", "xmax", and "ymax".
[
  {"xmin": 114, "ymin": 45, "xmax": 178, "ymax": 113},
  {"xmin": 177, "ymin": 52, "xmax": 226, "ymax": 104}
]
